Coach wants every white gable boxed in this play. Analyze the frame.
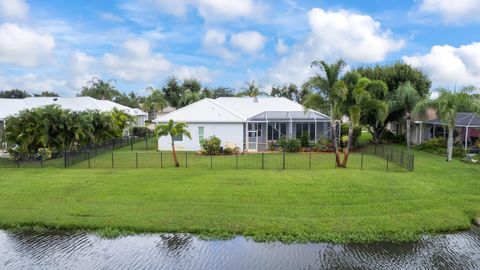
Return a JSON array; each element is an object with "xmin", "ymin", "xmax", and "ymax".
[
  {"xmin": 153, "ymin": 97, "xmax": 329, "ymax": 123},
  {"xmin": 154, "ymin": 99, "xmax": 245, "ymax": 123}
]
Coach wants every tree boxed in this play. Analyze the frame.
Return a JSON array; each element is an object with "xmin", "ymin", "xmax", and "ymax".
[
  {"xmin": 34, "ymin": 91, "xmax": 59, "ymax": 97},
  {"xmin": 178, "ymin": 90, "xmax": 203, "ymax": 107},
  {"xmin": 80, "ymin": 77, "xmax": 120, "ymax": 100},
  {"xmin": 211, "ymin": 87, "xmax": 235, "ymax": 98},
  {"xmin": 237, "ymin": 81, "xmax": 267, "ymax": 97},
  {"xmin": 270, "ymin": 83, "xmax": 310, "ymax": 102},
  {"xmin": 154, "ymin": 120, "xmax": 191, "ymax": 167},
  {"xmin": 303, "ymin": 59, "xmax": 348, "ymax": 167},
  {"xmin": 0, "ymin": 89, "xmax": 30, "ymax": 98},
  {"xmin": 389, "ymin": 82, "xmax": 421, "ymax": 149},
  {"xmin": 162, "ymin": 76, "xmax": 183, "ymax": 108},
  {"xmin": 414, "ymin": 88, "xmax": 479, "ymax": 161},
  {"xmin": 142, "ymin": 87, "xmax": 167, "ymax": 120},
  {"xmin": 115, "ymin": 91, "xmax": 141, "ymax": 108},
  {"xmin": 356, "ymin": 62, "xmax": 431, "ymax": 142}
]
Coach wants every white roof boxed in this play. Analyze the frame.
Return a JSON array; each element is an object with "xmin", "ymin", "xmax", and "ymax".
[
  {"xmin": 0, "ymin": 97, "xmax": 147, "ymax": 120},
  {"xmin": 153, "ymin": 97, "xmax": 329, "ymax": 123}
]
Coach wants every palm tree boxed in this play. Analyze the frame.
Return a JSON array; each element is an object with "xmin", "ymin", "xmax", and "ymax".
[
  {"xmin": 304, "ymin": 59, "xmax": 347, "ymax": 167},
  {"xmin": 142, "ymin": 88, "xmax": 167, "ymax": 120},
  {"xmin": 154, "ymin": 120, "xmax": 191, "ymax": 167},
  {"xmin": 237, "ymin": 81, "xmax": 267, "ymax": 97},
  {"xmin": 178, "ymin": 90, "xmax": 202, "ymax": 107},
  {"xmin": 390, "ymin": 82, "xmax": 421, "ymax": 149},
  {"xmin": 414, "ymin": 88, "xmax": 479, "ymax": 161}
]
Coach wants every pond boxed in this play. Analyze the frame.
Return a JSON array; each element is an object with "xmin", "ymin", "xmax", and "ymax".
[{"xmin": 1, "ymin": 228, "xmax": 480, "ymax": 269}]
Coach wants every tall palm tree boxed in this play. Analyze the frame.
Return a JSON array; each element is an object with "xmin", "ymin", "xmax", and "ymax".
[
  {"xmin": 414, "ymin": 88, "xmax": 479, "ymax": 161},
  {"xmin": 304, "ymin": 59, "xmax": 347, "ymax": 167},
  {"xmin": 390, "ymin": 82, "xmax": 421, "ymax": 149},
  {"xmin": 155, "ymin": 120, "xmax": 191, "ymax": 167},
  {"xmin": 178, "ymin": 90, "xmax": 202, "ymax": 107},
  {"xmin": 142, "ymin": 88, "xmax": 167, "ymax": 120},
  {"xmin": 237, "ymin": 81, "xmax": 267, "ymax": 97}
]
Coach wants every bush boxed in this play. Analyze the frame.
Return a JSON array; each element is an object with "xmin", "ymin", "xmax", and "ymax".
[
  {"xmin": 278, "ymin": 137, "xmax": 301, "ymax": 152},
  {"xmin": 131, "ymin": 126, "xmax": 149, "ymax": 137},
  {"xmin": 200, "ymin": 136, "xmax": 221, "ymax": 155},
  {"xmin": 223, "ymin": 147, "xmax": 233, "ymax": 155},
  {"xmin": 233, "ymin": 146, "xmax": 241, "ymax": 154},
  {"xmin": 315, "ymin": 137, "xmax": 332, "ymax": 152},
  {"xmin": 299, "ymin": 132, "xmax": 310, "ymax": 147},
  {"xmin": 381, "ymin": 130, "xmax": 405, "ymax": 144},
  {"xmin": 340, "ymin": 124, "xmax": 362, "ymax": 146}
]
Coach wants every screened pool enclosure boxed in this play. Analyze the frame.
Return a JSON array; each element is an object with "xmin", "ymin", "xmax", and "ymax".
[{"xmin": 245, "ymin": 110, "xmax": 330, "ymax": 151}]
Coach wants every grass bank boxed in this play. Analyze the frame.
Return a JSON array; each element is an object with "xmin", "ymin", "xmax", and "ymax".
[{"xmin": 0, "ymin": 147, "xmax": 479, "ymax": 243}]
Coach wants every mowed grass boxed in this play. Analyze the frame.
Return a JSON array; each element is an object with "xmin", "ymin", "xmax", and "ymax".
[{"xmin": 0, "ymin": 146, "xmax": 479, "ymax": 243}]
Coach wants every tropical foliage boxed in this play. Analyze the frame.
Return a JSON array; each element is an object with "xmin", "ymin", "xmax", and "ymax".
[
  {"xmin": 271, "ymin": 83, "xmax": 311, "ymax": 103},
  {"xmin": 200, "ymin": 135, "xmax": 222, "ymax": 155},
  {"xmin": 414, "ymin": 87, "xmax": 480, "ymax": 161},
  {"xmin": 154, "ymin": 120, "xmax": 191, "ymax": 167},
  {"xmin": 4, "ymin": 105, "xmax": 134, "ymax": 159}
]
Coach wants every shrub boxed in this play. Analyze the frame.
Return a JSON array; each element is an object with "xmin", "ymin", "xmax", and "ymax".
[
  {"xmin": 223, "ymin": 147, "xmax": 233, "ymax": 155},
  {"xmin": 340, "ymin": 124, "xmax": 362, "ymax": 146},
  {"xmin": 299, "ymin": 132, "xmax": 310, "ymax": 147},
  {"xmin": 315, "ymin": 137, "xmax": 332, "ymax": 152},
  {"xmin": 278, "ymin": 137, "xmax": 301, "ymax": 152},
  {"xmin": 233, "ymin": 146, "xmax": 241, "ymax": 154},
  {"xmin": 131, "ymin": 126, "xmax": 149, "ymax": 137},
  {"xmin": 200, "ymin": 136, "xmax": 221, "ymax": 155},
  {"xmin": 381, "ymin": 130, "xmax": 405, "ymax": 144}
]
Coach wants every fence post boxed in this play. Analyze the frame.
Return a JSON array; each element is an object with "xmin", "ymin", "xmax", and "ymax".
[
  {"xmin": 235, "ymin": 153, "xmax": 238, "ymax": 169},
  {"xmin": 309, "ymin": 152, "xmax": 312, "ymax": 170},
  {"xmin": 112, "ymin": 152, "xmax": 114, "ymax": 169},
  {"xmin": 113, "ymin": 140, "xmax": 115, "ymax": 151},
  {"xmin": 145, "ymin": 135, "xmax": 148, "ymax": 150},
  {"xmin": 16, "ymin": 159, "xmax": 19, "ymax": 168},
  {"xmin": 72, "ymin": 151, "xmax": 75, "ymax": 166},
  {"xmin": 401, "ymin": 151, "xmax": 404, "ymax": 166},
  {"xmin": 88, "ymin": 152, "xmax": 91, "ymax": 168},
  {"xmin": 386, "ymin": 156, "xmax": 389, "ymax": 171},
  {"xmin": 262, "ymin": 153, "xmax": 264, "ymax": 169},
  {"xmin": 64, "ymin": 150, "xmax": 67, "ymax": 168},
  {"xmin": 411, "ymin": 155, "xmax": 415, "ymax": 171},
  {"xmin": 136, "ymin": 152, "xmax": 139, "ymax": 168},
  {"xmin": 185, "ymin": 152, "xmax": 188, "ymax": 168},
  {"xmin": 160, "ymin": 152, "xmax": 163, "ymax": 168},
  {"xmin": 130, "ymin": 136, "xmax": 133, "ymax": 151},
  {"xmin": 361, "ymin": 153, "xmax": 364, "ymax": 170},
  {"xmin": 210, "ymin": 155, "xmax": 213, "ymax": 169},
  {"xmin": 282, "ymin": 151, "xmax": 286, "ymax": 170},
  {"xmin": 40, "ymin": 159, "xmax": 43, "ymax": 168}
]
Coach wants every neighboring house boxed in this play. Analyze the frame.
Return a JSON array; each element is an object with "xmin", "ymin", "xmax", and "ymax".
[
  {"xmin": 153, "ymin": 97, "xmax": 330, "ymax": 152},
  {"xmin": 0, "ymin": 97, "xmax": 148, "ymax": 133},
  {"xmin": 389, "ymin": 111, "xmax": 480, "ymax": 149}
]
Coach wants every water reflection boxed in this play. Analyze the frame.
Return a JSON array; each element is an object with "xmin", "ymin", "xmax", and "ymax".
[{"xmin": 1, "ymin": 228, "xmax": 480, "ymax": 269}]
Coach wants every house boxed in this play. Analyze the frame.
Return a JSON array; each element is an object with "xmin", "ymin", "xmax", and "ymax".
[
  {"xmin": 389, "ymin": 111, "xmax": 480, "ymax": 149},
  {"xmin": 0, "ymin": 96, "xmax": 148, "ymax": 135},
  {"xmin": 153, "ymin": 97, "xmax": 330, "ymax": 152}
]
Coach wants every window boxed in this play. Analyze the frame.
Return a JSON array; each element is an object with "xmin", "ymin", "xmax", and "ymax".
[
  {"xmin": 172, "ymin": 135, "xmax": 183, "ymax": 141},
  {"xmin": 198, "ymin": 127, "xmax": 204, "ymax": 141}
]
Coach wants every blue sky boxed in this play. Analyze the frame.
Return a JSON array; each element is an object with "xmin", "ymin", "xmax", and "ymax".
[{"xmin": 0, "ymin": 0, "xmax": 479, "ymax": 96}]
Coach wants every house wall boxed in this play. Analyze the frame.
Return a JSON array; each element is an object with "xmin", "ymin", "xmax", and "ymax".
[{"xmin": 157, "ymin": 123, "xmax": 244, "ymax": 151}]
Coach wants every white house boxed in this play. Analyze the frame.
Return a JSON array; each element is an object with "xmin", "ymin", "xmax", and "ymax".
[
  {"xmin": 0, "ymin": 96, "xmax": 148, "ymax": 133},
  {"xmin": 153, "ymin": 97, "xmax": 330, "ymax": 152}
]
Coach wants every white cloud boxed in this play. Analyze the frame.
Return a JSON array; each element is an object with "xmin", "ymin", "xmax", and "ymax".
[
  {"xmin": 275, "ymin": 39, "xmax": 289, "ymax": 54},
  {"xmin": 230, "ymin": 31, "xmax": 267, "ymax": 55},
  {"xmin": 68, "ymin": 50, "xmax": 99, "ymax": 89},
  {"xmin": 122, "ymin": 0, "xmax": 265, "ymax": 22},
  {"xmin": 202, "ymin": 30, "xmax": 235, "ymax": 61},
  {"xmin": 0, "ymin": 73, "xmax": 66, "ymax": 93},
  {"xmin": 0, "ymin": 0, "xmax": 29, "ymax": 21},
  {"xmin": 102, "ymin": 38, "xmax": 213, "ymax": 83},
  {"xmin": 403, "ymin": 42, "xmax": 480, "ymax": 86},
  {"xmin": 99, "ymin": 12, "xmax": 125, "ymax": 23},
  {"xmin": 102, "ymin": 38, "xmax": 172, "ymax": 82},
  {"xmin": 268, "ymin": 8, "xmax": 404, "ymax": 84},
  {"xmin": 0, "ymin": 23, "xmax": 55, "ymax": 67},
  {"xmin": 418, "ymin": 0, "xmax": 480, "ymax": 24}
]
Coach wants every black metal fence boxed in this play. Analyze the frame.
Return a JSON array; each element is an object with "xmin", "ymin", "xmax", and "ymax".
[
  {"xmin": 1, "ymin": 143, "xmax": 414, "ymax": 172},
  {"xmin": 361, "ymin": 144, "xmax": 415, "ymax": 172}
]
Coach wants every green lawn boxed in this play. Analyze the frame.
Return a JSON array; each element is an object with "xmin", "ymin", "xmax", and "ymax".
[{"xmin": 0, "ymin": 146, "xmax": 479, "ymax": 243}]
